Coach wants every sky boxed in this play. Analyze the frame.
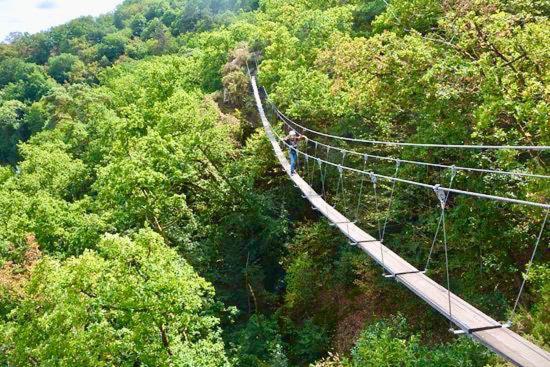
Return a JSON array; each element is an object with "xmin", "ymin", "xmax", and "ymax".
[{"xmin": 0, "ymin": 0, "xmax": 124, "ymax": 42}]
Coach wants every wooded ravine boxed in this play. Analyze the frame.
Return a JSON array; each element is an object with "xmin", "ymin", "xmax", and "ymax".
[{"xmin": 0, "ymin": 1, "xmax": 548, "ymax": 366}]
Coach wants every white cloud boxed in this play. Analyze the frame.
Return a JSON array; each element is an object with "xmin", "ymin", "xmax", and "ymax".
[
  {"xmin": 36, "ymin": 0, "xmax": 58, "ymax": 10},
  {"xmin": 0, "ymin": 0, "xmax": 124, "ymax": 42}
]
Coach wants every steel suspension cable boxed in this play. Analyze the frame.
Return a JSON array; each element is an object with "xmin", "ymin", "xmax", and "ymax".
[
  {"xmin": 275, "ymin": 106, "xmax": 549, "ymax": 151},
  {"xmin": 318, "ymin": 157, "xmax": 326, "ymax": 197},
  {"xmin": 322, "ymin": 146, "xmax": 330, "ymax": 198},
  {"xmin": 316, "ymin": 146, "xmax": 330, "ymax": 214},
  {"xmin": 299, "ymin": 125, "xmax": 545, "ymax": 178},
  {"xmin": 275, "ymin": 113, "xmax": 550, "ymax": 179},
  {"xmin": 309, "ymin": 141, "xmax": 318, "ymax": 184},
  {"xmin": 334, "ymin": 162, "xmax": 355, "ymax": 238},
  {"xmin": 273, "ymin": 135, "xmax": 550, "ymax": 209},
  {"xmin": 335, "ymin": 152, "xmax": 347, "ymax": 198},
  {"xmin": 335, "ymin": 165, "xmax": 343, "ymax": 202},
  {"xmin": 304, "ymin": 149, "xmax": 310, "ymax": 184}
]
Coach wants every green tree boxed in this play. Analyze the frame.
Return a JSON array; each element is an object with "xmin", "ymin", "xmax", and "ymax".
[
  {"xmin": 130, "ymin": 14, "xmax": 147, "ymax": 36},
  {"xmin": 0, "ymin": 100, "xmax": 27, "ymax": 164},
  {"xmin": 98, "ymin": 32, "xmax": 129, "ymax": 61},
  {"xmin": 142, "ymin": 18, "xmax": 175, "ymax": 55},
  {"xmin": 0, "ymin": 99, "xmax": 47, "ymax": 164},
  {"xmin": 372, "ymin": 0, "xmax": 443, "ymax": 34},
  {"xmin": 0, "ymin": 229, "xmax": 229, "ymax": 366},
  {"xmin": 47, "ymin": 53, "xmax": 85, "ymax": 83},
  {"xmin": 0, "ymin": 58, "xmax": 55, "ymax": 102},
  {"xmin": 232, "ymin": 315, "xmax": 287, "ymax": 367}
]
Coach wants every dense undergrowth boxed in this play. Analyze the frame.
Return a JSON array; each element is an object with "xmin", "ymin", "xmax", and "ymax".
[{"xmin": 0, "ymin": 0, "xmax": 548, "ymax": 366}]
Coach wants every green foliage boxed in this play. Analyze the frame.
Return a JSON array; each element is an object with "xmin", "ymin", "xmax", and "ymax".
[
  {"xmin": 512, "ymin": 264, "xmax": 550, "ymax": 347},
  {"xmin": 0, "ymin": 58, "xmax": 54, "ymax": 103},
  {"xmin": 0, "ymin": 100, "xmax": 27, "ymax": 164},
  {"xmin": 47, "ymin": 53, "xmax": 85, "ymax": 83},
  {"xmin": 351, "ymin": 316, "xmax": 418, "ymax": 367},
  {"xmin": 353, "ymin": 0, "xmax": 387, "ymax": 33},
  {"xmin": 285, "ymin": 252, "xmax": 318, "ymax": 309},
  {"xmin": 0, "ymin": 137, "xmax": 103, "ymax": 255},
  {"xmin": 17, "ymin": 139, "xmax": 88, "ymax": 198},
  {"xmin": 290, "ymin": 319, "xmax": 330, "ymax": 364},
  {"xmin": 272, "ymin": 67, "xmax": 334, "ymax": 121},
  {"xmin": 0, "ymin": 193, "xmax": 103, "ymax": 257},
  {"xmin": 284, "ymin": 222, "xmax": 351, "ymax": 313},
  {"xmin": 130, "ymin": 14, "xmax": 147, "ymax": 36},
  {"xmin": 231, "ymin": 314, "xmax": 287, "ymax": 367},
  {"xmin": 0, "ymin": 100, "xmax": 48, "ymax": 164},
  {"xmin": 0, "ymin": 229, "xmax": 229, "ymax": 366},
  {"xmin": 0, "ymin": 0, "xmax": 548, "ymax": 365},
  {"xmin": 0, "ymin": 166, "xmax": 12, "ymax": 183},
  {"xmin": 350, "ymin": 316, "xmax": 492, "ymax": 367},
  {"xmin": 98, "ymin": 31, "xmax": 130, "ymax": 61},
  {"xmin": 0, "ymin": 57, "xmax": 53, "ymax": 163},
  {"xmin": 372, "ymin": 0, "xmax": 443, "ymax": 34}
]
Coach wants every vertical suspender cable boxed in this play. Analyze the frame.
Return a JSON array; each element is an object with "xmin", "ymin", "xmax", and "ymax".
[
  {"xmin": 370, "ymin": 173, "xmax": 387, "ymax": 271},
  {"xmin": 508, "ymin": 209, "xmax": 549, "ymax": 324},
  {"xmin": 335, "ymin": 151, "xmax": 347, "ymax": 203},
  {"xmin": 434, "ymin": 185, "xmax": 454, "ymax": 328},
  {"xmin": 380, "ymin": 160, "xmax": 401, "ymax": 243},
  {"xmin": 304, "ymin": 144, "xmax": 309, "ymax": 182},
  {"xmin": 319, "ymin": 158, "xmax": 326, "ymax": 198},
  {"xmin": 354, "ymin": 155, "xmax": 369, "ymax": 223},
  {"xmin": 310, "ymin": 142, "xmax": 318, "ymax": 184},
  {"xmin": 425, "ymin": 166, "xmax": 458, "ymax": 271}
]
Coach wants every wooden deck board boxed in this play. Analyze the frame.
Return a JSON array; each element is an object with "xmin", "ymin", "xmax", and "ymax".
[{"xmin": 252, "ymin": 77, "xmax": 550, "ymax": 367}]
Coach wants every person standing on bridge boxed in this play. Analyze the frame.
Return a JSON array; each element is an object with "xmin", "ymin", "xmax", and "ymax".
[{"xmin": 283, "ymin": 130, "xmax": 306, "ymax": 175}]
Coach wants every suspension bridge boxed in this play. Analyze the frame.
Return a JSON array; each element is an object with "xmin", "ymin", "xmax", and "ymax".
[{"xmin": 250, "ymin": 76, "xmax": 550, "ymax": 367}]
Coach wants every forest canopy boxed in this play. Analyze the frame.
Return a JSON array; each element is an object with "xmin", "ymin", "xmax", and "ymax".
[{"xmin": 0, "ymin": 0, "xmax": 548, "ymax": 366}]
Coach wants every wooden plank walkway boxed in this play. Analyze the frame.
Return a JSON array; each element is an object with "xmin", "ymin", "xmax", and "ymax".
[{"xmin": 251, "ymin": 77, "xmax": 550, "ymax": 367}]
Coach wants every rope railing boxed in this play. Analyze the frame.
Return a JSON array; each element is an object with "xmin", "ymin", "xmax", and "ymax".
[
  {"xmin": 275, "ymin": 110, "xmax": 550, "ymax": 180},
  {"xmin": 274, "ymin": 105, "xmax": 550, "ymax": 151},
  {"xmin": 274, "ymin": 130, "xmax": 550, "ymax": 209}
]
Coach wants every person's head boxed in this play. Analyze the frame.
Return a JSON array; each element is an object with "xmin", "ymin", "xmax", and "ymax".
[{"xmin": 289, "ymin": 130, "xmax": 297, "ymax": 137}]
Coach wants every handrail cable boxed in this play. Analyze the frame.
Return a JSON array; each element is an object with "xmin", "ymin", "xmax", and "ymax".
[
  {"xmin": 273, "ymin": 131, "xmax": 550, "ymax": 209},
  {"xmin": 275, "ymin": 111, "xmax": 550, "ymax": 179},
  {"xmin": 277, "ymin": 107, "xmax": 550, "ymax": 151},
  {"xmin": 273, "ymin": 102, "xmax": 549, "ymax": 151}
]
